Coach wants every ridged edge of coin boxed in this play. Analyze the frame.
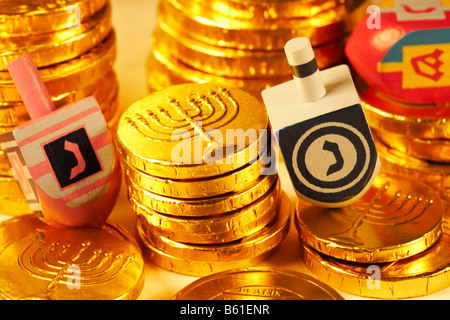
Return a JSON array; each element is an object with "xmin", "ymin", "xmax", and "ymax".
[
  {"xmin": 125, "ymin": 173, "xmax": 278, "ymax": 216},
  {"xmin": 136, "ymin": 191, "xmax": 290, "ymax": 262},
  {"xmin": 131, "ymin": 179, "xmax": 280, "ymax": 244}
]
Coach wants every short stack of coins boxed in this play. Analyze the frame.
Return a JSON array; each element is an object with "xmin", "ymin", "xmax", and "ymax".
[
  {"xmin": 0, "ymin": 0, "xmax": 121, "ymax": 215},
  {"xmin": 295, "ymin": 171, "xmax": 446, "ymax": 299},
  {"xmin": 357, "ymin": 78, "xmax": 450, "ymax": 197},
  {"xmin": 146, "ymin": 0, "xmax": 369, "ymax": 99},
  {"xmin": 116, "ymin": 83, "xmax": 291, "ymax": 277}
]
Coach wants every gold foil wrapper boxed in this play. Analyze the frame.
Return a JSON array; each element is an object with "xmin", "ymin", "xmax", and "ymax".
[
  {"xmin": 147, "ymin": 0, "xmax": 369, "ymax": 98},
  {"xmin": 133, "ymin": 178, "xmax": 280, "ymax": 244},
  {"xmin": 0, "ymin": 3, "xmax": 112, "ymax": 70},
  {"xmin": 0, "ymin": 215, "xmax": 144, "ymax": 300},
  {"xmin": 172, "ymin": 266, "xmax": 344, "ymax": 300},
  {"xmin": 375, "ymin": 129, "xmax": 450, "ymax": 163},
  {"xmin": 118, "ymin": 82, "xmax": 286, "ymax": 276},
  {"xmin": 301, "ymin": 196, "xmax": 450, "ymax": 299},
  {"xmin": 126, "ymin": 173, "xmax": 278, "ymax": 216},
  {"xmin": 376, "ymin": 136, "xmax": 450, "ymax": 193},
  {"xmin": 138, "ymin": 191, "xmax": 290, "ymax": 262},
  {"xmin": 0, "ymin": 0, "xmax": 108, "ymax": 36},
  {"xmin": 138, "ymin": 192, "xmax": 290, "ymax": 277},
  {"xmin": 295, "ymin": 172, "xmax": 443, "ymax": 263},
  {"xmin": 116, "ymin": 83, "xmax": 269, "ymax": 180},
  {"xmin": 358, "ymin": 76, "xmax": 450, "ymax": 140}
]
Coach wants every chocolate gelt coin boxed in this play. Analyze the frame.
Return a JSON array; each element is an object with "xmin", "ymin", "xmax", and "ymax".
[
  {"xmin": 137, "ymin": 191, "xmax": 290, "ymax": 264},
  {"xmin": 116, "ymin": 83, "xmax": 269, "ymax": 180},
  {"xmin": 0, "ymin": 215, "xmax": 144, "ymax": 300},
  {"xmin": 302, "ymin": 197, "xmax": 450, "ymax": 298},
  {"xmin": 295, "ymin": 172, "xmax": 443, "ymax": 263},
  {"xmin": 126, "ymin": 172, "xmax": 278, "ymax": 216},
  {"xmin": 172, "ymin": 267, "xmax": 344, "ymax": 300},
  {"xmin": 132, "ymin": 178, "xmax": 280, "ymax": 244}
]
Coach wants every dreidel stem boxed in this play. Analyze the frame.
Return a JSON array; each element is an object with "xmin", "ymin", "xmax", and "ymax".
[
  {"xmin": 7, "ymin": 54, "xmax": 56, "ymax": 120},
  {"xmin": 284, "ymin": 37, "xmax": 326, "ymax": 103}
]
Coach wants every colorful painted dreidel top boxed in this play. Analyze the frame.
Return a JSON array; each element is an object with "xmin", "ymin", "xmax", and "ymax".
[
  {"xmin": 346, "ymin": 0, "xmax": 450, "ymax": 104},
  {"xmin": 262, "ymin": 37, "xmax": 381, "ymax": 208},
  {"xmin": 0, "ymin": 55, "xmax": 121, "ymax": 228}
]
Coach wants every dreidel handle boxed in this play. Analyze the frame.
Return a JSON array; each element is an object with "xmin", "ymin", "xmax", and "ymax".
[
  {"xmin": 285, "ymin": 37, "xmax": 326, "ymax": 103},
  {"xmin": 7, "ymin": 54, "xmax": 55, "ymax": 120}
]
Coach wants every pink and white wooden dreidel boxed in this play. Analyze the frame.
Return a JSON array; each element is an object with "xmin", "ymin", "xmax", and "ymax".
[
  {"xmin": 0, "ymin": 54, "xmax": 121, "ymax": 227},
  {"xmin": 262, "ymin": 37, "xmax": 381, "ymax": 207}
]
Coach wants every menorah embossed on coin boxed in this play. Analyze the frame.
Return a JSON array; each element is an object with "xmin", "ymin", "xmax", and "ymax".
[
  {"xmin": 329, "ymin": 180, "xmax": 435, "ymax": 246},
  {"xmin": 124, "ymin": 87, "xmax": 240, "ymax": 142},
  {"xmin": 17, "ymin": 233, "xmax": 136, "ymax": 299}
]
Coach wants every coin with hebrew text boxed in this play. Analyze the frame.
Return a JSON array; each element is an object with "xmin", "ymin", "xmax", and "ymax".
[{"xmin": 172, "ymin": 267, "xmax": 344, "ymax": 300}]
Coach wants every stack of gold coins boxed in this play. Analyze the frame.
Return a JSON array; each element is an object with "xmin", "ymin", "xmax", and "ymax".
[
  {"xmin": 146, "ymin": 0, "xmax": 369, "ymax": 99},
  {"xmin": 0, "ymin": 0, "xmax": 121, "ymax": 215},
  {"xmin": 295, "ymin": 171, "xmax": 447, "ymax": 299},
  {"xmin": 356, "ymin": 77, "xmax": 450, "ymax": 197},
  {"xmin": 116, "ymin": 83, "xmax": 291, "ymax": 277}
]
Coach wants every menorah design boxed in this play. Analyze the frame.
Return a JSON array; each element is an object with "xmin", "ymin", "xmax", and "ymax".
[
  {"xmin": 124, "ymin": 87, "xmax": 240, "ymax": 142},
  {"xmin": 328, "ymin": 180, "xmax": 434, "ymax": 246},
  {"xmin": 16, "ymin": 232, "xmax": 136, "ymax": 300}
]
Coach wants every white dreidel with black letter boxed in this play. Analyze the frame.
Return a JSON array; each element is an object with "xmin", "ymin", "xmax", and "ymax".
[{"xmin": 262, "ymin": 37, "xmax": 380, "ymax": 207}]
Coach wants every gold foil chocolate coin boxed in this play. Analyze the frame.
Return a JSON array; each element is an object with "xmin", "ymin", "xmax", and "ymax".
[
  {"xmin": 141, "ymin": 240, "xmax": 275, "ymax": 277},
  {"xmin": 123, "ymin": 158, "xmax": 265, "ymax": 199},
  {"xmin": 0, "ymin": 0, "xmax": 108, "ymax": 37},
  {"xmin": 146, "ymin": 50, "xmax": 288, "ymax": 99},
  {"xmin": 116, "ymin": 83, "xmax": 269, "ymax": 179},
  {"xmin": 160, "ymin": 0, "xmax": 365, "ymax": 49},
  {"xmin": 137, "ymin": 191, "xmax": 290, "ymax": 263},
  {"xmin": 302, "ymin": 196, "xmax": 450, "ymax": 299},
  {"xmin": 126, "ymin": 173, "xmax": 278, "ymax": 216},
  {"xmin": 0, "ymin": 215, "xmax": 144, "ymax": 300},
  {"xmin": 0, "ymin": 3, "xmax": 112, "ymax": 71},
  {"xmin": 172, "ymin": 267, "xmax": 344, "ymax": 300},
  {"xmin": 295, "ymin": 172, "xmax": 443, "ymax": 263},
  {"xmin": 132, "ymin": 178, "xmax": 280, "ymax": 244},
  {"xmin": 357, "ymin": 76, "xmax": 450, "ymax": 140},
  {"xmin": 375, "ymin": 129, "xmax": 450, "ymax": 163},
  {"xmin": 375, "ymin": 135, "xmax": 450, "ymax": 191},
  {"xmin": 0, "ymin": 31, "xmax": 117, "ymax": 101}
]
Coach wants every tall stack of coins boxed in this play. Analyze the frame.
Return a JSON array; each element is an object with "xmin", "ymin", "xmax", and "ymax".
[
  {"xmin": 146, "ymin": 0, "xmax": 369, "ymax": 99},
  {"xmin": 116, "ymin": 83, "xmax": 290, "ymax": 277},
  {"xmin": 0, "ymin": 0, "xmax": 121, "ymax": 215},
  {"xmin": 295, "ymin": 171, "xmax": 446, "ymax": 299}
]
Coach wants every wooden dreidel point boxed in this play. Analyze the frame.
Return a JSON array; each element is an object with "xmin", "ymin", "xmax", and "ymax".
[
  {"xmin": 262, "ymin": 37, "xmax": 381, "ymax": 208},
  {"xmin": 0, "ymin": 54, "xmax": 121, "ymax": 228}
]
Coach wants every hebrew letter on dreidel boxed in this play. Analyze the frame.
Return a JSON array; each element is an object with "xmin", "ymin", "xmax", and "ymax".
[
  {"xmin": 0, "ymin": 54, "xmax": 121, "ymax": 228},
  {"xmin": 262, "ymin": 37, "xmax": 380, "ymax": 207}
]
